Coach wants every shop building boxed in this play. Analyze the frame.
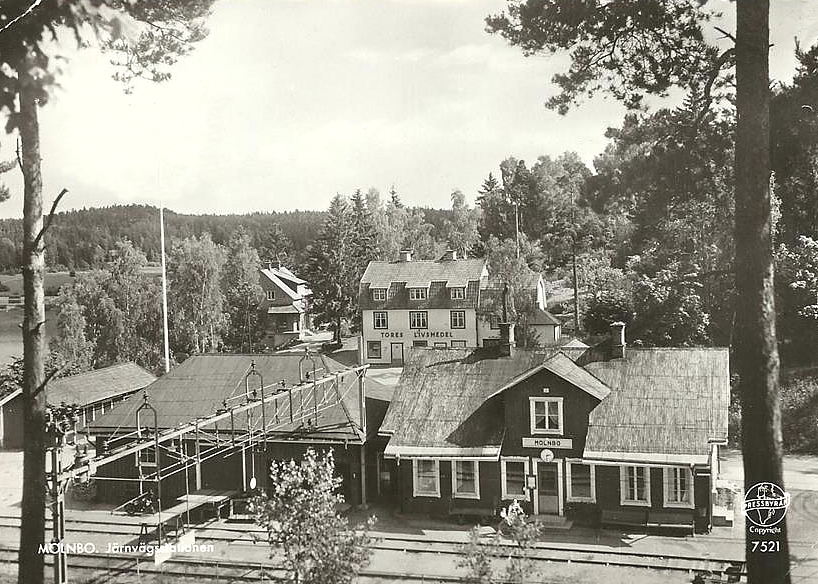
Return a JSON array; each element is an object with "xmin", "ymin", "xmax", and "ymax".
[
  {"xmin": 359, "ymin": 250, "xmax": 488, "ymax": 365},
  {"xmin": 379, "ymin": 323, "xmax": 729, "ymax": 533}
]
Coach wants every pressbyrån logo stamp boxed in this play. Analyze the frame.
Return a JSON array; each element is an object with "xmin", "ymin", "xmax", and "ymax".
[{"xmin": 743, "ymin": 482, "xmax": 790, "ymax": 528}]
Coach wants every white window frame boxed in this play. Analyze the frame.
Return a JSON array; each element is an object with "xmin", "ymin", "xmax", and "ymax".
[
  {"xmin": 489, "ymin": 314, "xmax": 500, "ymax": 329},
  {"xmin": 450, "ymin": 310, "xmax": 466, "ymax": 329},
  {"xmin": 412, "ymin": 459, "xmax": 440, "ymax": 497},
  {"xmin": 409, "ymin": 311, "xmax": 428, "ymax": 329},
  {"xmin": 500, "ymin": 457, "xmax": 529, "ymax": 500},
  {"xmin": 663, "ymin": 466, "xmax": 694, "ymax": 509},
  {"xmin": 565, "ymin": 461, "xmax": 596, "ymax": 503},
  {"xmin": 266, "ymin": 289, "xmax": 275, "ymax": 301},
  {"xmin": 451, "ymin": 459, "xmax": 481, "ymax": 500},
  {"xmin": 451, "ymin": 340, "xmax": 467, "ymax": 348},
  {"xmin": 373, "ymin": 311, "xmax": 388, "ymax": 329},
  {"xmin": 450, "ymin": 287, "xmax": 465, "ymax": 300},
  {"xmin": 408, "ymin": 287, "xmax": 428, "ymax": 301},
  {"xmin": 529, "ymin": 397, "xmax": 563, "ymax": 435},
  {"xmin": 620, "ymin": 465, "xmax": 651, "ymax": 506},
  {"xmin": 372, "ymin": 288, "xmax": 387, "ymax": 301}
]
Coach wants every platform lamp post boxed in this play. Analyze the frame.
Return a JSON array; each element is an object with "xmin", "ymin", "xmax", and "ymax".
[
  {"xmin": 45, "ymin": 405, "xmax": 79, "ymax": 584},
  {"xmin": 245, "ymin": 361, "xmax": 265, "ymax": 491}
]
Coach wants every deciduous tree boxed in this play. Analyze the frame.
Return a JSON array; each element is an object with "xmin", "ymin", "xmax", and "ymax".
[
  {"xmin": 251, "ymin": 449, "xmax": 374, "ymax": 584},
  {"xmin": 167, "ymin": 233, "xmax": 227, "ymax": 355},
  {"xmin": 222, "ymin": 227, "xmax": 263, "ymax": 352}
]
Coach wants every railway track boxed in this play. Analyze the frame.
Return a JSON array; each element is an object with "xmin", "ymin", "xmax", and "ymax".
[{"xmin": 0, "ymin": 515, "xmax": 746, "ymax": 582}]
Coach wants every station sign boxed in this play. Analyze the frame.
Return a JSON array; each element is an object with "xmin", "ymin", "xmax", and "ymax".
[{"xmin": 522, "ymin": 437, "xmax": 573, "ymax": 449}]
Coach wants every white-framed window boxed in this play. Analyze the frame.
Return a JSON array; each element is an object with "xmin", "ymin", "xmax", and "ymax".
[
  {"xmin": 450, "ymin": 310, "xmax": 466, "ymax": 329},
  {"xmin": 663, "ymin": 467, "xmax": 694, "ymax": 508},
  {"xmin": 620, "ymin": 465, "xmax": 651, "ymax": 506},
  {"xmin": 409, "ymin": 311, "xmax": 428, "ymax": 329},
  {"xmin": 266, "ymin": 289, "xmax": 275, "ymax": 301},
  {"xmin": 408, "ymin": 287, "xmax": 428, "ymax": 300},
  {"xmin": 434, "ymin": 342, "xmax": 447, "ymax": 348},
  {"xmin": 489, "ymin": 314, "xmax": 500, "ymax": 329},
  {"xmin": 566, "ymin": 462, "xmax": 596, "ymax": 502},
  {"xmin": 451, "ymin": 340, "xmax": 466, "ymax": 348},
  {"xmin": 529, "ymin": 397, "xmax": 563, "ymax": 435},
  {"xmin": 412, "ymin": 340, "xmax": 428, "ymax": 347},
  {"xmin": 500, "ymin": 458, "xmax": 528, "ymax": 500},
  {"xmin": 372, "ymin": 288, "xmax": 387, "ymax": 301},
  {"xmin": 452, "ymin": 460, "xmax": 480, "ymax": 499},
  {"xmin": 412, "ymin": 459, "xmax": 440, "ymax": 497},
  {"xmin": 450, "ymin": 287, "xmax": 465, "ymax": 300},
  {"xmin": 367, "ymin": 341, "xmax": 382, "ymax": 359},
  {"xmin": 373, "ymin": 311, "xmax": 388, "ymax": 329}
]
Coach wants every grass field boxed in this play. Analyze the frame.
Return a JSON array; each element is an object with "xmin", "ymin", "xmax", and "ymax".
[{"xmin": 0, "ymin": 272, "xmax": 76, "ymax": 297}]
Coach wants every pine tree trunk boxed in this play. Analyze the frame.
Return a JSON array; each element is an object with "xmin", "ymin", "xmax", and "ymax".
[
  {"xmin": 735, "ymin": 1, "xmax": 790, "ymax": 582},
  {"xmin": 17, "ymin": 69, "xmax": 47, "ymax": 584}
]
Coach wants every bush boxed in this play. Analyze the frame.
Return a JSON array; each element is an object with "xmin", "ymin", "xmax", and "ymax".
[{"xmin": 780, "ymin": 372, "xmax": 818, "ymax": 454}]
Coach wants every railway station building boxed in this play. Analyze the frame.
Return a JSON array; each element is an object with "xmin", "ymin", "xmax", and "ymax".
[
  {"xmin": 359, "ymin": 250, "xmax": 562, "ymax": 365},
  {"xmin": 87, "ymin": 354, "xmax": 388, "ymax": 510},
  {"xmin": 379, "ymin": 323, "xmax": 729, "ymax": 533}
]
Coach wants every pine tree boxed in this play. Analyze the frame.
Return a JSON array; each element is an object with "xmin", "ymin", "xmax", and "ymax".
[
  {"xmin": 350, "ymin": 189, "xmax": 381, "ymax": 277},
  {"xmin": 305, "ymin": 195, "xmax": 357, "ymax": 343}
]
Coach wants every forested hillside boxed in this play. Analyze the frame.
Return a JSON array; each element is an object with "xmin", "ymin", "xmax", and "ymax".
[{"xmin": 0, "ymin": 206, "xmax": 329, "ymax": 270}]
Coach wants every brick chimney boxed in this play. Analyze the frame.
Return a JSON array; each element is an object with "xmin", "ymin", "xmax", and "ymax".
[
  {"xmin": 398, "ymin": 250, "xmax": 412, "ymax": 262},
  {"xmin": 610, "ymin": 321, "xmax": 626, "ymax": 359}
]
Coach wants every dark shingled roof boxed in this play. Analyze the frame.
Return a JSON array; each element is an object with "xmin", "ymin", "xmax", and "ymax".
[
  {"xmin": 360, "ymin": 280, "xmax": 481, "ymax": 310},
  {"xmin": 87, "ymin": 354, "xmax": 370, "ymax": 442},
  {"xmin": 46, "ymin": 363, "xmax": 155, "ymax": 407},
  {"xmin": 361, "ymin": 259, "xmax": 486, "ymax": 289},
  {"xmin": 381, "ymin": 346, "xmax": 729, "ymax": 460},
  {"xmin": 381, "ymin": 348, "xmax": 546, "ymax": 452},
  {"xmin": 584, "ymin": 348, "xmax": 729, "ymax": 457}
]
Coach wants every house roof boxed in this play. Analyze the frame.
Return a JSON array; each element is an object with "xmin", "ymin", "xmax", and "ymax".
[
  {"xmin": 87, "ymin": 354, "xmax": 369, "ymax": 443},
  {"xmin": 485, "ymin": 352, "xmax": 610, "ymax": 402},
  {"xmin": 529, "ymin": 308, "xmax": 561, "ymax": 326},
  {"xmin": 260, "ymin": 268, "xmax": 301, "ymax": 301},
  {"xmin": 381, "ymin": 347, "xmax": 547, "ymax": 457},
  {"xmin": 360, "ymin": 280, "xmax": 482, "ymax": 311},
  {"xmin": 583, "ymin": 348, "xmax": 730, "ymax": 457},
  {"xmin": 361, "ymin": 259, "xmax": 487, "ymax": 289},
  {"xmin": 269, "ymin": 265, "xmax": 307, "ymax": 285},
  {"xmin": 381, "ymin": 345, "xmax": 729, "ymax": 461},
  {"xmin": 48, "ymin": 363, "xmax": 155, "ymax": 407},
  {"xmin": 267, "ymin": 305, "xmax": 303, "ymax": 315}
]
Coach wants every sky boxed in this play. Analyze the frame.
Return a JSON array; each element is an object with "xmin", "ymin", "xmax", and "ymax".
[{"xmin": 1, "ymin": 0, "xmax": 817, "ymax": 218}]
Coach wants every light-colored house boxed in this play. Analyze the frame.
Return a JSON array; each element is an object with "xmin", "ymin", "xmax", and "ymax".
[
  {"xmin": 359, "ymin": 250, "xmax": 488, "ymax": 365},
  {"xmin": 477, "ymin": 275, "xmax": 562, "ymax": 347},
  {"xmin": 259, "ymin": 264, "xmax": 313, "ymax": 349}
]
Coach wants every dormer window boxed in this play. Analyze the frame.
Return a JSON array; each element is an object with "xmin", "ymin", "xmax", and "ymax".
[
  {"xmin": 529, "ymin": 397, "xmax": 563, "ymax": 435},
  {"xmin": 408, "ymin": 287, "xmax": 428, "ymax": 301},
  {"xmin": 449, "ymin": 287, "xmax": 465, "ymax": 300},
  {"xmin": 372, "ymin": 288, "xmax": 387, "ymax": 301},
  {"xmin": 266, "ymin": 290, "xmax": 275, "ymax": 301}
]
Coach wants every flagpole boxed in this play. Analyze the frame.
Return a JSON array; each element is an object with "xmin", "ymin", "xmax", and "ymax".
[{"xmin": 160, "ymin": 204, "xmax": 170, "ymax": 374}]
